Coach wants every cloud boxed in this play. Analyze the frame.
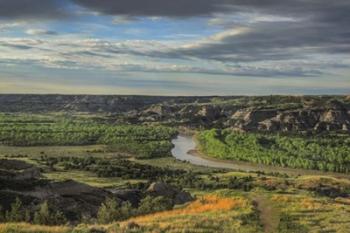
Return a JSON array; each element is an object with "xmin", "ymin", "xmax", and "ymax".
[
  {"xmin": 72, "ymin": 0, "xmax": 230, "ymax": 17},
  {"xmin": 70, "ymin": 0, "xmax": 350, "ymax": 24},
  {"xmin": 1, "ymin": 1, "xmax": 349, "ymax": 62},
  {"xmin": 0, "ymin": 0, "xmax": 349, "ymax": 82},
  {"xmin": 25, "ymin": 29, "xmax": 58, "ymax": 36},
  {"xmin": 112, "ymin": 16, "xmax": 137, "ymax": 25},
  {"xmin": 0, "ymin": 0, "xmax": 69, "ymax": 20},
  {"xmin": 0, "ymin": 22, "xmax": 25, "ymax": 31},
  {"xmin": 0, "ymin": 37, "xmax": 345, "ymax": 78},
  {"xmin": 64, "ymin": 1, "xmax": 350, "ymax": 68}
]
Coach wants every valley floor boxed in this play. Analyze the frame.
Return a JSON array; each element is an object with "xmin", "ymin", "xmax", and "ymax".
[{"xmin": 0, "ymin": 111, "xmax": 349, "ymax": 233}]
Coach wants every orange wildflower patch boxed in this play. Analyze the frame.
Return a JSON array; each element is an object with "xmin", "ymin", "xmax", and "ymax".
[
  {"xmin": 271, "ymin": 194, "xmax": 292, "ymax": 203},
  {"xmin": 124, "ymin": 195, "xmax": 247, "ymax": 225},
  {"xmin": 300, "ymin": 198, "xmax": 322, "ymax": 210}
]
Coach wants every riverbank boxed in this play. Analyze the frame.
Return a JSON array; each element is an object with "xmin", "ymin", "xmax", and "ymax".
[{"xmin": 172, "ymin": 135, "xmax": 350, "ymax": 179}]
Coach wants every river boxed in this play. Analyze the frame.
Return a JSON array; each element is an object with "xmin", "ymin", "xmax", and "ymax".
[{"xmin": 171, "ymin": 135, "xmax": 350, "ymax": 178}]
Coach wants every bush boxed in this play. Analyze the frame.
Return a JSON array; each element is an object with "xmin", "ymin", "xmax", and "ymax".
[
  {"xmin": 97, "ymin": 198, "xmax": 133, "ymax": 224},
  {"xmin": 97, "ymin": 198, "xmax": 120, "ymax": 224},
  {"xmin": 138, "ymin": 196, "xmax": 173, "ymax": 215},
  {"xmin": 5, "ymin": 198, "xmax": 24, "ymax": 222},
  {"xmin": 33, "ymin": 201, "xmax": 67, "ymax": 225}
]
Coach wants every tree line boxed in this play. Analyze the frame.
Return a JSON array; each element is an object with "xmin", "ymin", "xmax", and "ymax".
[
  {"xmin": 0, "ymin": 195, "xmax": 174, "ymax": 226},
  {"xmin": 0, "ymin": 118, "xmax": 177, "ymax": 158},
  {"xmin": 197, "ymin": 129, "xmax": 350, "ymax": 173}
]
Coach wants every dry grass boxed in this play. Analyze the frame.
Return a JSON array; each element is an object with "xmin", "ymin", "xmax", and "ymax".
[
  {"xmin": 124, "ymin": 195, "xmax": 248, "ymax": 225},
  {"xmin": 270, "ymin": 193, "xmax": 350, "ymax": 233},
  {"xmin": 114, "ymin": 194, "xmax": 262, "ymax": 233},
  {"xmin": 0, "ymin": 223, "xmax": 70, "ymax": 233},
  {"xmin": 296, "ymin": 175, "xmax": 350, "ymax": 189}
]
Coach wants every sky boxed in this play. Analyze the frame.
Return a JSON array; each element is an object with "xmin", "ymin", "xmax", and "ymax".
[{"xmin": 0, "ymin": 0, "xmax": 349, "ymax": 95}]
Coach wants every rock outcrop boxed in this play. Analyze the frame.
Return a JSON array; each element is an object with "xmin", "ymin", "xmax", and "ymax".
[
  {"xmin": 0, "ymin": 159, "xmax": 41, "ymax": 181},
  {"xmin": 0, "ymin": 160, "xmax": 123, "ymax": 220},
  {"xmin": 0, "ymin": 160, "xmax": 194, "ymax": 222},
  {"xmin": 146, "ymin": 182, "xmax": 194, "ymax": 205},
  {"xmin": 0, "ymin": 94, "xmax": 349, "ymax": 133}
]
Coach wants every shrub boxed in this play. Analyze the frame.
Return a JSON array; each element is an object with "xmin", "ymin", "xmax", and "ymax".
[
  {"xmin": 5, "ymin": 198, "xmax": 24, "ymax": 222},
  {"xmin": 138, "ymin": 196, "xmax": 173, "ymax": 215},
  {"xmin": 33, "ymin": 201, "xmax": 67, "ymax": 225},
  {"xmin": 97, "ymin": 199, "xmax": 134, "ymax": 224}
]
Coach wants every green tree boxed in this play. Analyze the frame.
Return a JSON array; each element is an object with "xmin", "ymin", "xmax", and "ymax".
[
  {"xmin": 34, "ymin": 201, "xmax": 50, "ymax": 225},
  {"xmin": 120, "ymin": 201, "xmax": 133, "ymax": 220},
  {"xmin": 138, "ymin": 196, "xmax": 173, "ymax": 215},
  {"xmin": 97, "ymin": 198, "xmax": 121, "ymax": 224},
  {"xmin": 25, "ymin": 210, "xmax": 31, "ymax": 222},
  {"xmin": 0, "ymin": 205, "xmax": 4, "ymax": 222},
  {"xmin": 33, "ymin": 201, "xmax": 66, "ymax": 225},
  {"xmin": 5, "ymin": 197, "xmax": 23, "ymax": 222}
]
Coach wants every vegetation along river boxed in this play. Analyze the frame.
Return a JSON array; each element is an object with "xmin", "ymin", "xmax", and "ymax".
[{"xmin": 171, "ymin": 135, "xmax": 350, "ymax": 179}]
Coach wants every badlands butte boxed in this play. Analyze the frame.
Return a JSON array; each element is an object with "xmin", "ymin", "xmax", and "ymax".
[{"xmin": 0, "ymin": 94, "xmax": 349, "ymax": 133}]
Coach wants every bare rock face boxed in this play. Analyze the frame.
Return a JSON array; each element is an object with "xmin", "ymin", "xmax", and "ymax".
[
  {"xmin": 258, "ymin": 110, "xmax": 318, "ymax": 132},
  {"xmin": 0, "ymin": 94, "xmax": 349, "ymax": 133},
  {"xmin": 230, "ymin": 107, "xmax": 350, "ymax": 133},
  {"xmin": 258, "ymin": 119, "xmax": 280, "ymax": 131},
  {"xmin": 0, "ymin": 160, "xmax": 195, "ymax": 222},
  {"xmin": 197, "ymin": 105, "xmax": 222, "ymax": 121},
  {"xmin": 178, "ymin": 105, "xmax": 198, "ymax": 118},
  {"xmin": 0, "ymin": 95, "xmax": 214, "ymax": 113},
  {"xmin": 0, "ymin": 160, "xmax": 118, "ymax": 220},
  {"xmin": 0, "ymin": 159, "xmax": 33, "ymax": 170},
  {"xmin": 318, "ymin": 110, "xmax": 350, "ymax": 130},
  {"xmin": 146, "ymin": 182, "xmax": 193, "ymax": 205},
  {"xmin": 110, "ymin": 189, "xmax": 142, "ymax": 206},
  {"xmin": 174, "ymin": 192, "xmax": 194, "ymax": 205},
  {"xmin": 231, "ymin": 109, "xmax": 278, "ymax": 130},
  {"xmin": 147, "ymin": 182, "xmax": 177, "ymax": 197},
  {"xmin": 46, "ymin": 180, "xmax": 115, "ymax": 219},
  {"xmin": 139, "ymin": 104, "xmax": 179, "ymax": 122}
]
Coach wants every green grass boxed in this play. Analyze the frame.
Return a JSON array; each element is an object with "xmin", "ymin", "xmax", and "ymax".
[
  {"xmin": 0, "ymin": 223, "xmax": 71, "ymax": 233},
  {"xmin": 0, "ymin": 144, "xmax": 111, "ymax": 158},
  {"xmin": 44, "ymin": 170, "xmax": 146, "ymax": 188},
  {"xmin": 135, "ymin": 157, "xmax": 221, "ymax": 173},
  {"xmin": 272, "ymin": 193, "xmax": 350, "ymax": 233}
]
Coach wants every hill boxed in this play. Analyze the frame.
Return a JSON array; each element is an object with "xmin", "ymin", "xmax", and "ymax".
[{"xmin": 0, "ymin": 95, "xmax": 349, "ymax": 133}]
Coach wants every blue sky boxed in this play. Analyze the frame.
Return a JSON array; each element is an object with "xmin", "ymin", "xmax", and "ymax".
[{"xmin": 0, "ymin": 0, "xmax": 349, "ymax": 95}]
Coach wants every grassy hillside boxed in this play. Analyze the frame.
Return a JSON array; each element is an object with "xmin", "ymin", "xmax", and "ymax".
[{"xmin": 1, "ymin": 185, "xmax": 350, "ymax": 233}]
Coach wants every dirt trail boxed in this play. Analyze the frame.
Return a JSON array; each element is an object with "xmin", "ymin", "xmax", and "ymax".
[{"xmin": 253, "ymin": 195, "xmax": 281, "ymax": 233}]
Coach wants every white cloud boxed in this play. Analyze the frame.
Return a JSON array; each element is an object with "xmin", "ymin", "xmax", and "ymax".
[
  {"xmin": 112, "ymin": 16, "xmax": 136, "ymax": 25},
  {"xmin": 208, "ymin": 12, "xmax": 298, "ymax": 27},
  {"xmin": 0, "ymin": 22, "xmax": 25, "ymax": 31},
  {"xmin": 0, "ymin": 33, "xmax": 348, "ymax": 79},
  {"xmin": 25, "ymin": 29, "xmax": 58, "ymax": 36}
]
